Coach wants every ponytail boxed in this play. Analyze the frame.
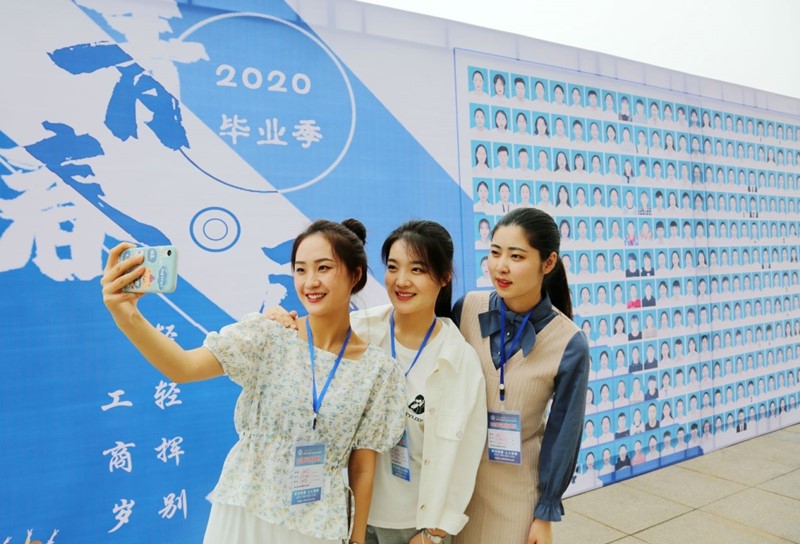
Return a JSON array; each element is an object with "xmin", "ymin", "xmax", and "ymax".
[{"xmin": 545, "ymin": 256, "xmax": 572, "ymax": 319}]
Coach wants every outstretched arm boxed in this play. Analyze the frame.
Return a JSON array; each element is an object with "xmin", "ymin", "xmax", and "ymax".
[{"xmin": 101, "ymin": 242, "xmax": 222, "ymax": 383}]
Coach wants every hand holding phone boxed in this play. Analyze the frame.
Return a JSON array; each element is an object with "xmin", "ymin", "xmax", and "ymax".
[{"xmin": 121, "ymin": 245, "xmax": 178, "ymax": 293}]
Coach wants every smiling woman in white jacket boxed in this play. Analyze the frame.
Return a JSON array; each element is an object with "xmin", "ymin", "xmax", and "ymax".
[{"xmin": 267, "ymin": 220, "xmax": 487, "ymax": 544}]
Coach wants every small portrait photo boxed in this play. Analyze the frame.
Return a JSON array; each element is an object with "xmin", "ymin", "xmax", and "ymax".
[
  {"xmin": 474, "ymin": 216, "xmax": 493, "ymax": 250},
  {"xmin": 469, "ymin": 104, "xmax": 489, "ymax": 134},
  {"xmin": 585, "ymin": 86, "xmax": 602, "ymax": 114},
  {"xmin": 550, "ymin": 80, "xmax": 568, "ymax": 110},
  {"xmin": 604, "ymin": 120, "xmax": 619, "ymax": 148},
  {"xmin": 513, "ymin": 145, "xmax": 533, "ymax": 178},
  {"xmin": 472, "ymin": 178, "xmax": 494, "ymax": 214},
  {"xmin": 492, "ymin": 143, "xmax": 513, "ymax": 174},
  {"xmin": 512, "ymin": 109, "xmax": 530, "ymax": 138},
  {"xmin": 568, "ymin": 83, "xmax": 585, "ymax": 111},
  {"xmin": 531, "ymin": 78, "xmax": 549, "ymax": 105},
  {"xmin": 510, "ymin": 73, "xmax": 530, "ymax": 105},
  {"xmin": 514, "ymin": 180, "xmax": 534, "ymax": 209},
  {"xmin": 468, "ymin": 66, "xmax": 488, "ymax": 98},
  {"xmin": 475, "ymin": 254, "xmax": 492, "ymax": 288},
  {"xmin": 490, "ymin": 106, "xmax": 511, "ymax": 136},
  {"xmin": 603, "ymin": 90, "xmax": 618, "ymax": 119},
  {"xmin": 617, "ymin": 93, "xmax": 633, "ymax": 122},
  {"xmin": 493, "ymin": 180, "xmax": 514, "ymax": 215},
  {"xmin": 552, "ymin": 114, "xmax": 570, "ymax": 143},
  {"xmin": 489, "ymin": 70, "xmax": 510, "ymax": 103},
  {"xmin": 471, "ymin": 140, "xmax": 492, "ymax": 176}
]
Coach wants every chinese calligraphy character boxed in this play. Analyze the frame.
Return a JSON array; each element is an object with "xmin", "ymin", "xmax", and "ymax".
[
  {"xmin": 155, "ymin": 436, "xmax": 185, "ymax": 466},
  {"xmin": 108, "ymin": 499, "xmax": 135, "ymax": 533},
  {"xmin": 256, "ymin": 118, "xmax": 288, "ymax": 146},
  {"xmin": 102, "ymin": 441, "xmax": 136, "ymax": 473},
  {"xmin": 219, "ymin": 114, "xmax": 250, "ymax": 145},
  {"xmin": 292, "ymin": 120, "xmax": 322, "ymax": 149},
  {"xmin": 101, "ymin": 389, "xmax": 133, "ymax": 411},
  {"xmin": 154, "ymin": 380, "xmax": 182, "ymax": 409},
  {"xmin": 159, "ymin": 488, "xmax": 188, "ymax": 520},
  {"xmin": 155, "ymin": 323, "xmax": 178, "ymax": 339},
  {"xmin": 49, "ymin": 43, "xmax": 188, "ymax": 150}
]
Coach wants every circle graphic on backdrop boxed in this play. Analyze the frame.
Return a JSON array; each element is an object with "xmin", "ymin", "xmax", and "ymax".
[
  {"xmin": 177, "ymin": 12, "xmax": 357, "ymax": 194},
  {"xmin": 190, "ymin": 207, "xmax": 241, "ymax": 252}
]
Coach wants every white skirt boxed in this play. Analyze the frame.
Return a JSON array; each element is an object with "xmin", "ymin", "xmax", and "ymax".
[{"xmin": 203, "ymin": 503, "xmax": 341, "ymax": 544}]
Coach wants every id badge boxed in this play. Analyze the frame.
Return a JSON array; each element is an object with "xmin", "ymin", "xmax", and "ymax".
[
  {"xmin": 290, "ymin": 442, "xmax": 326, "ymax": 505},
  {"xmin": 390, "ymin": 429, "xmax": 411, "ymax": 481},
  {"xmin": 487, "ymin": 411, "xmax": 522, "ymax": 464}
]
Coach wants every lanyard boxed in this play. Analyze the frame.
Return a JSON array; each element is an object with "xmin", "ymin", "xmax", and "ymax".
[
  {"xmin": 499, "ymin": 301, "xmax": 533, "ymax": 402},
  {"xmin": 390, "ymin": 311, "xmax": 437, "ymax": 377},
  {"xmin": 307, "ymin": 319, "xmax": 351, "ymax": 430}
]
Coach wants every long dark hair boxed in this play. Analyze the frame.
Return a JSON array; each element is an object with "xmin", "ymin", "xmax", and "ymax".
[
  {"xmin": 381, "ymin": 220, "xmax": 454, "ymax": 319},
  {"xmin": 493, "ymin": 208, "xmax": 573, "ymax": 319},
  {"xmin": 291, "ymin": 218, "xmax": 368, "ymax": 294}
]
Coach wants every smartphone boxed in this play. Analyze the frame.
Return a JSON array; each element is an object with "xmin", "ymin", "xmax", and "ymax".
[{"xmin": 121, "ymin": 245, "xmax": 178, "ymax": 294}]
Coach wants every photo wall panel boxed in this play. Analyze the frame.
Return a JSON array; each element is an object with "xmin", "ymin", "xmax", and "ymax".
[{"xmin": 456, "ymin": 51, "xmax": 800, "ymax": 493}]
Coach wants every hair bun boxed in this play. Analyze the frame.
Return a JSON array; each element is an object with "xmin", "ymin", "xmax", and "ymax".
[{"xmin": 342, "ymin": 218, "xmax": 367, "ymax": 245}]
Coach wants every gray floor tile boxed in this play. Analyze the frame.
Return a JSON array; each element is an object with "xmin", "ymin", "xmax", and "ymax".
[
  {"xmin": 702, "ymin": 487, "xmax": 800, "ymax": 543},
  {"xmin": 679, "ymin": 446, "xmax": 794, "ymax": 486},
  {"xmin": 721, "ymin": 432, "xmax": 800, "ymax": 468},
  {"xmin": 564, "ymin": 482, "xmax": 690, "ymax": 535},
  {"xmin": 758, "ymin": 468, "xmax": 800, "ymax": 501},
  {"xmin": 634, "ymin": 510, "xmax": 794, "ymax": 544},
  {"xmin": 620, "ymin": 464, "xmax": 745, "ymax": 508},
  {"xmin": 552, "ymin": 510, "xmax": 625, "ymax": 544}
]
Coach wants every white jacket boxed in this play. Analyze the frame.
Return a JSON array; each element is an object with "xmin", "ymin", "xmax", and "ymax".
[{"xmin": 351, "ymin": 305, "xmax": 488, "ymax": 534}]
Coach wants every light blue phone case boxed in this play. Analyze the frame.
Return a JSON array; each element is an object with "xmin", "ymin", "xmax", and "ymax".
[{"xmin": 121, "ymin": 245, "xmax": 178, "ymax": 293}]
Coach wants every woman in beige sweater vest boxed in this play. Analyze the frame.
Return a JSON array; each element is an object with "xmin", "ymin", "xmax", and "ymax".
[{"xmin": 452, "ymin": 208, "xmax": 590, "ymax": 544}]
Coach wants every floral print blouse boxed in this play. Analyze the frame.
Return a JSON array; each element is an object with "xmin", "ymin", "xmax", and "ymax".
[{"xmin": 203, "ymin": 313, "xmax": 406, "ymax": 540}]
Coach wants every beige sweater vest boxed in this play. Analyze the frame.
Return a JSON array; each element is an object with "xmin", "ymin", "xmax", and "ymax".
[{"xmin": 454, "ymin": 291, "xmax": 577, "ymax": 544}]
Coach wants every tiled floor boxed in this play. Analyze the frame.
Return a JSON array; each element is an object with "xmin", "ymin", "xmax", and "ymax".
[{"xmin": 554, "ymin": 424, "xmax": 800, "ymax": 543}]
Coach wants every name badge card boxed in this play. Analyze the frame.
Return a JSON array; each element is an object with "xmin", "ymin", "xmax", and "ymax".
[
  {"xmin": 487, "ymin": 411, "xmax": 522, "ymax": 464},
  {"xmin": 390, "ymin": 429, "xmax": 411, "ymax": 481},
  {"xmin": 290, "ymin": 442, "xmax": 326, "ymax": 505}
]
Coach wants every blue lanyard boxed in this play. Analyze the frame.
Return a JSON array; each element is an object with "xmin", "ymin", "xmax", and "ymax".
[
  {"xmin": 307, "ymin": 319, "xmax": 351, "ymax": 430},
  {"xmin": 499, "ymin": 301, "xmax": 533, "ymax": 402},
  {"xmin": 389, "ymin": 311, "xmax": 437, "ymax": 377}
]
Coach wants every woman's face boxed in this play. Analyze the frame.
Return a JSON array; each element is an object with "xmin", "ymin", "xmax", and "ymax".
[
  {"xmin": 520, "ymin": 184, "xmax": 531, "ymax": 202},
  {"xmin": 479, "ymin": 221, "xmax": 490, "ymax": 239},
  {"xmin": 553, "ymin": 85, "xmax": 564, "ymax": 104},
  {"xmin": 294, "ymin": 233, "xmax": 357, "ymax": 318},
  {"xmin": 498, "ymin": 185, "xmax": 510, "ymax": 203},
  {"xmin": 557, "ymin": 152, "xmax": 568, "ymax": 169},
  {"xmin": 558, "ymin": 186, "xmax": 569, "ymax": 203},
  {"xmin": 476, "ymin": 145, "xmax": 487, "ymax": 164},
  {"xmin": 477, "ymin": 183, "xmax": 488, "ymax": 200},
  {"xmin": 488, "ymin": 225, "xmax": 555, "ymax": 311},
  {"xmin": 495, "ymin": 111, "xmax": 507, "ymax": 130},
  {"xmin": 472, "ymin": 72, "xmax": 484, "ymax": 91},
  {"xmin": 555, "ymin": 118, "xmax": 566, "ymax": 136},
  {"xmin": 474, "ymin": 109, "xmax": 485, "ymax": 128},
  {"xmin": 516, "ymin": 114, "xmax": 527, "ymax": 133},
  {"xmin": 575, "ymin": 155, "xmax": 585, "ymax": 171},
  {"xmin": 534, "ymin": 81, "xmax": 545, "ymax": 99},
  {"xmin": 384, "ymin": 239, "xmax": 443, "ymax": 319},
  {"xmin": 494, "ymin": 78, "xmax": 505, "ymax": 96}
]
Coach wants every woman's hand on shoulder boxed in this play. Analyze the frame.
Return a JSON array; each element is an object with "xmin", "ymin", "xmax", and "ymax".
[
  {"xmin": 262, "ymin": 306, "xmax": 299, "ymax": 330},
  {"xmin": 101, "ymin": 242, "xmax": 146, "ymax": 321}
]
